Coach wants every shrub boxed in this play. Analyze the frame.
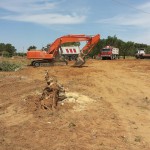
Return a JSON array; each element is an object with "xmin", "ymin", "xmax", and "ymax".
[
  {"xmin": 0, "ymin": 61, "xmax": 21, "ymax": 71},
  {"xmin": 2, "ymin": 51, "xmax": 11, "ymax": 57}
]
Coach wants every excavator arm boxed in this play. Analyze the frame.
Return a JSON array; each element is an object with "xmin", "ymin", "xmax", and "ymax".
[{"xmin": 73, "ymin": 34, "xmax": 100, "ymax": 66}]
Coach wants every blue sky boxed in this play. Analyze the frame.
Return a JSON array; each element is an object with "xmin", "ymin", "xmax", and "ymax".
[{"xmin": 0, "ymin": 0, "xmax": 150, "ymax": 52}]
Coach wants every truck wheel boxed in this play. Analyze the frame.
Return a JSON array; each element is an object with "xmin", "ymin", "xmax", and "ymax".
[
  {"xmin": 111, "ymin": 55, "xmax": 114, "ymax": 60},
  {"xmin": 34, "ymin": 62, "xmax": 40, "ymax": 67},
  {"xmin": 139, "ymin": 55, "xmax": 143, "ymax": 59}
]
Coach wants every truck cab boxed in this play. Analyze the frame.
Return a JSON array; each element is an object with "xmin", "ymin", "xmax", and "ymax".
[
  {"xmin": 135, "ymin": 48, "xmax": 146, "ymax": 59},
  {"xmin": 101, "ymin": 46, "xmax": 119, "ymax": 60}
]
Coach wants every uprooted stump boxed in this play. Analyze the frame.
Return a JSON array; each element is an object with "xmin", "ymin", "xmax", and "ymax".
[{"xmin": 39, "ymin": 71, "xmax": 66, "ymax": 110}]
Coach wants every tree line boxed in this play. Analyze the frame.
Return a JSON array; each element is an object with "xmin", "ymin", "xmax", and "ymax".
[
  {"xmin": 1, "ymin": 36, "xmax": 150, "ymax": 57},
  {"xmin": 0, "ymin": 43, "xmax": 16, "ymax": 57},
  {"xmin": 89, "ymin": 36, "xmax": 150, "ymax": 58},
  {"xmin": 0, "ymin": 43, "xmax": 26, "ymax": 57}
]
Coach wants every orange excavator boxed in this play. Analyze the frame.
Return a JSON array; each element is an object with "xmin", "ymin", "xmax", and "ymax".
[{"xmin": 27, "ymin": 34, "xmax": 100, "ymax": 67}]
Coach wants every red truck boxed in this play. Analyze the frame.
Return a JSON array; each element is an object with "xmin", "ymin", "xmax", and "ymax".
[{"xmin": 100, "ymin": 46, "xmax": 119, "ymax": 60}]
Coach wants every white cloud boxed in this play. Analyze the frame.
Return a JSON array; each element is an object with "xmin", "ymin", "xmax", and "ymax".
[
  {"xmin": 96, "ymin": 2, "xmax": 150, "ymax": 44},
  {"xmin": 2, "ymin": 13, "xmax": 86, "ymax": 24},
  {"xmin": 137, "ymin": 1, "xmax": 150, "ymax": 10},
  {"xmin": 96, "ymin": 0, "xmax": 150, "ymax": 29},
  {"xmin": 0, "ymin": 0, "xmax": 86, "ymax": 24},
  {"xmin": 97, "ymin": 13, "xmax": 150, "ymax": 28},
  {"xmin": 0, "ymin": 0, "xmax": 57, "ymax": 12}
]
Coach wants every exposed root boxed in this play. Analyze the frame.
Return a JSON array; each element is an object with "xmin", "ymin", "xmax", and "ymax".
[{"xmin": 40, "ymin": 71, "xmax": 66, "ymax": 110}]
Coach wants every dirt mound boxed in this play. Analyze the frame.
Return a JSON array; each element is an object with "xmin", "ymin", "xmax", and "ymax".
[{"xmin": 24, "ymin": 92, "xmax": 94, "ymax": 113}]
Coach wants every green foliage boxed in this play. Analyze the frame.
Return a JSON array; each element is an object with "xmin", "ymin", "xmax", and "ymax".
[
  {"xmin": 0, "ymin": 43, "xmax": 16, "ymax": 57},
  {"xmin": 61, "ymin": 42, "xmax": 80, "ymax": 47},
  {"xmin": 16, "ymin": 52, "xmax": 26, "ymax": 57},
  {"xmin": 27, "ymin": 45, "xmax": 37, "ymax": 51},
  {"xmin": 88, "ymin": 40, "xmax": 101, "ymax": 57},
  {"xmin": 0, "ymin": 61, "xmax": 21, "ymax": 71},
  {"xmin": 2, "ymin": 51, "xmax": 11, "ymax": 57}
]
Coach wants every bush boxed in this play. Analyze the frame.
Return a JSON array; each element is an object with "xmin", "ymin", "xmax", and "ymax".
[
  {"xmin": 0, "ymin": 61, "xmax": 21, "ymax": 71},
  {"xmin": 2, "ymin": 51, "xmax": 11, "ymax": 57}
]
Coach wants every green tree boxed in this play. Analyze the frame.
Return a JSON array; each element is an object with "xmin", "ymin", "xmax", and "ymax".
[
  {"xmin": 27, "ymin": 45, "xmax": 37, "ymax": 51},
  {"xmin": 16, "ymin": 52, "xmax": 26, "ymax": 57},
  {"xmin": 88, "ymin": 39, "xmax": 102, "ymax": 57},
  {"xmin": 0, "ymin": 43, "xmax": 16, "ymax": 57},
  {"xmin": 106, "ymin": 35, "xmax": 118, "ymax": 47},
  {"xmin": 146, "ymin": 45, "xmax": 150, "ymax": 53},
  {"xmin": 61, "ymin": 42, "xmax": 80, "ymax": 47},
  {"xmin": 5, "ymin": 44, "xmax": 16, "ymax": 56},
  {"xmin": 2, "ymin": 51, "xmax": 10, "ymax": 57}
]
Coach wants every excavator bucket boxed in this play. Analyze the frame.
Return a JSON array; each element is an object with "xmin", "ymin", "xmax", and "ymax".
[{"xmin": 73, "ymin": 55, "xmax": 85, "ymax": 67}]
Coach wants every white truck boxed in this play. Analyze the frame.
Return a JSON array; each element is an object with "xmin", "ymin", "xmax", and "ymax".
[{"xmin": 135, "ymin": 48, "xmax": 150, "ymax": 59}]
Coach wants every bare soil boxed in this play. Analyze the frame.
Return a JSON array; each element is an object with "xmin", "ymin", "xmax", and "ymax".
[{"xmin": 0, "ymin": 59, "xmax": 150, "ymax": 150}]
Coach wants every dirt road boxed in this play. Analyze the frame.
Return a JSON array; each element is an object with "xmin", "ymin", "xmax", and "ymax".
[{"xmin": 0, "ymin": 59, "xmax": 150, "ymax": 150}]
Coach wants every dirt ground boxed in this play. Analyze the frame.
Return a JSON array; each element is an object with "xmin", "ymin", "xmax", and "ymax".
[{"xmin": 0, "ymin": 58, "xmax": 150, "ymax": 150}]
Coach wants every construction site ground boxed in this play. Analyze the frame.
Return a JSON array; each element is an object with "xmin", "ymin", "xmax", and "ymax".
[{"xmin": 0, "ymin": 58, "xmax": 150, "ymax": 150}]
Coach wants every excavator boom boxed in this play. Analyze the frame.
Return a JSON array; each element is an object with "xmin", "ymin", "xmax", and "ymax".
[{"xmin": 48, "ymin": 34, "xmax": 99, "ymax": 54}]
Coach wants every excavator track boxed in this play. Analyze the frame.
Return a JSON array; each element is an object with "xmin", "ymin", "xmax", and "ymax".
[{"xmin": 31, "ymin": 60, "xmax": 68, "ymax": 67}]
